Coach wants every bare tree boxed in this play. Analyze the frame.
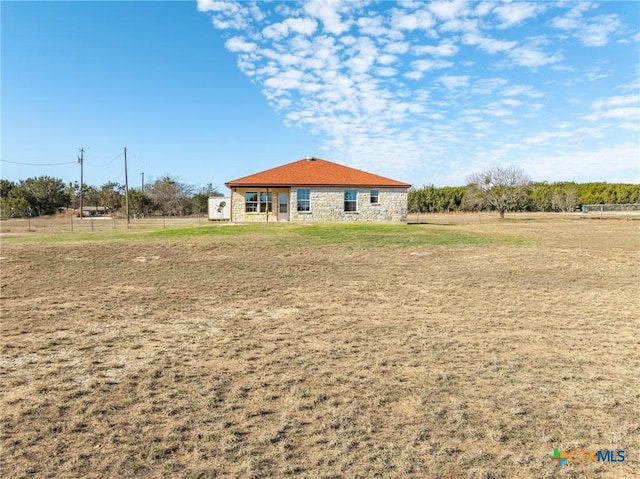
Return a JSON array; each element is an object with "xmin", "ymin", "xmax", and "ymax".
[
  {"xmin": 466, "ymin": 166, "xmax": 531, "ymax": 218},
  {"xmin": 148, "ymin": 176, "xmax": 193, "ymax": 216},
  {"xmin": 551, "ymin": 186, "xmax": 580, "ymax": 213}
]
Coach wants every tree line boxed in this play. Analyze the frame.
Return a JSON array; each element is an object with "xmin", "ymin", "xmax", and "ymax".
[
  {"xmin": 0, "ymin": 176, "xmax": 222, "ymax": 218},
  {"xmin": 409, "ymin": 175, "xmax": 640, "ymax": 216},
  {"xmin": 2, "ymin": 167, "xmax": 638, "ymax": 219}
]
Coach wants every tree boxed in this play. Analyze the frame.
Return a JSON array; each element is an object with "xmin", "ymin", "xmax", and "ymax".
[
  {"xmin": 0, "ymin": 176, "xmax": 69, "ymax": 217},
  {"xmin": 16, "ymin": 176, "xmax": 70, "ymax": 216},
  {"xmin": 465, "ymin": 166, "xmax": 531, "ymax": 218},
  {"xmin": 82, "ymin": 185, "xmax": 100, "ymax": 209},
  {"xmin": 125, "ymin": 188, "xmax": 153, "ymax": 218},
  {"xmin": 551, "ymin": 186, "xmax": 580, "ymax": 213},
  {"xmin": 0, "ymin": 179, "xmax": 16, "ymax": 198},
  {"xmin": 200, "ymin": 182, "xmax": 223, "ymax": 198},
  {"xmin": 148, "ymin": 176, "xmax": 192, "ymax": 216},
  {"xmin": 1, "ymin": 180, "xmax": 32, "ymax": 218},
  {"xmin": 0, "ymin": 180, "xmax": 17, "ymax": 218},
  {"xmin": 191, "ymin": 183, "xmax": 224, "ymax": 215},
  {"xmin": 407, "ymin": 187, "xmax": 424, "ymax": 215},
  {"xmin": 65, "ymin": 181, "xmax": 81, "ymax": 210},
  {"xmin": 529, "ymin": 182, "xmax": 554, "ymax": 212},
  {"xmin": 191, "ymin": 193, "xmax": 209, "ymax": 215},
  {"xmin": 99, "ymin": 182, "xmax": 123, "ymax": 211}
]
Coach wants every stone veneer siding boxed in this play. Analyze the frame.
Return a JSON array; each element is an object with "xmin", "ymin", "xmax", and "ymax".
[
  {"xmin": 230, "ymin": 187, "xmax": 407, "ymax": 222},
  {"xmin": 230, "ymin": 188, "xmax": 289, "ymax": 223}
]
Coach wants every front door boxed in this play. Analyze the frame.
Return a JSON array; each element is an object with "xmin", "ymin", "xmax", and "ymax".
[{"xmin": 277, "ymin": 193, "xmax": 289, "ymax": 221}]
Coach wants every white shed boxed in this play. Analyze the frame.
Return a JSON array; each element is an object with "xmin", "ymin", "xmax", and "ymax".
[{"xmin": 208, "ymin": 197, "xmax": 230, "ymax": 221}]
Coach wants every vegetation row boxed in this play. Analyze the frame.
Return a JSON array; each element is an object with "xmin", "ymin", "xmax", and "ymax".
[
  {"xmin": 409, "ymin": 181, "xmax": 640, "ymax": 214},
  {"xmin": 1, "ymin": 167, "xmax": 639, "ymax": 219},
  {"xmin": 0, "ymin": 176, "xmax": 222, "ymax": 218}
]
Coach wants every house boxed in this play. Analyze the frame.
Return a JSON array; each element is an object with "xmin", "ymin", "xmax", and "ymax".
[
  {"xmin": 81, "ymin": 206, "xmax": 109, "ymax": 217},
  {"xmin": 225, "ymin": 157, "xmax": 411, "ymax": 222}
]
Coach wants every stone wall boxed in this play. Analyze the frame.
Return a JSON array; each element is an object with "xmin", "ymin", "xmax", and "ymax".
[
  {"xmin": 230, "ymin": 187, "xmax": 407, "ymax": 222},
  {"xmin": 290, "ymin": 187, "xmax": 407, "ymax": 222},
  {"xmin": 230, "ymin": 188, "xmax": 289, "ymax": 222}
]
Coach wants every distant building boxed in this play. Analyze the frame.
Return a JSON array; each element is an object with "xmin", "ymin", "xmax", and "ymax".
[{"xmin": 82, "ymin": 206, "xmax": 109, "ymax": 216}]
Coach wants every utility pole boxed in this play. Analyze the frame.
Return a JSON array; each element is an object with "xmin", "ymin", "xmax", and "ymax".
[
  {"xmin": 141, "ymin": 172, "xmax": 144, "ymax": 192},
  {"xmin": 78, "ymin": 148, "xmax": 84, "ymax": 218},
  {"xmin": 124, "ymin": 147, "xmax": 130, "ymax": 226}
]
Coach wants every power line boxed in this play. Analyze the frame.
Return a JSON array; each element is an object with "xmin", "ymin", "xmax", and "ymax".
[
  {"xmin": 84, "ymin": 151, "xmax": 124, "ymax": 167},
  {"xmin": 1, "ymin": 159, "xmax": 77, "ymax": 166}
]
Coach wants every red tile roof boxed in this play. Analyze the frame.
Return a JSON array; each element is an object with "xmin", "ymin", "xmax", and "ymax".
[{"xmin": 226, "ymin": 157, "xmax": 411, "ymax": 188}]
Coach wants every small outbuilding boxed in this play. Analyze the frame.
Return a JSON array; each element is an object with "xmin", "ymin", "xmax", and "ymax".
[
  {"xmin": 225, "ymin": 157, "xmax": 411, "ymax": 222},
  {"xmin": 207, "ymin": 197, "xmax": 231, "ymax": 221}
]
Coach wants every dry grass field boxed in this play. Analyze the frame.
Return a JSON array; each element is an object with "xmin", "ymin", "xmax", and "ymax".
[{"xmin": 1, "ymin": 215, "xmax": 639, "ymax": 478}]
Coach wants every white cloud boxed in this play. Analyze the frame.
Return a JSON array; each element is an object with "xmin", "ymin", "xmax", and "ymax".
[
  {"xmin": 428, "ymin": 0, "xmax": 470, "ymax": 20},
  {"xmin": 463, "ymin": 33, "xmax": 517, "ymax": 53},
  {"xmin": 471, "ymin": 77, "xmax": 509, "ymax": 94},
  {"xmin": 263, "ymin": 69, "xmax": 305, "ymax": 90},
  {"xmin": 523, "ymin": 129, "xmax": 576, "ymax": 145},
  {"xmin": 197, "ymin": 0, "xmax": 238, "ymax": 13},
  {"xmin": 437, "ymin": 75, "xmax": 470, "ymax": 89},
  {"xmin": 501, "ymin": 84, "xmax": 544, "ymax": 98},
  {"xmin": 440, "ymin": 17, "xmax": 479, "ymax": 33},
  {"xmin": 384, "ymin": 41, "xmax": 411, "ymax": 54},
  {"xmin": 576, "ymin": 15, "xmax": 622, "ymax": 47},
  {"xmin": 404, "ymin": 70, "xmax": 424, "ymax": 80},
  {"xmin": 375, "ymin": 66, "xmax": 397, "ymax": 77},
  {"xmin": 501, "ymin": 98, "xmax": 522, "ymax": 107},
  {"xmin": 357, "ymin": 15, "xmax": 402, "ymax": 39},
  {"xmin": 591, "ymin": 95, "xmax": 639, "ymax": 110},
  {"xmin": 493, "ymin": 2, "xmax": 542, "ymax": 28},
  {"xmin": 508, "ymin": 46, "xmax": 562, "ymax": 68},
  {"xmin": 412, "ymin": 59, "xmax": 454, "ymax": 72},
  {"xmin": 262, "ymin": 17, "xmax": 318, "ymax": 40},
  {"xmin": 484, "ymin": 101, "xmax": 511, "ymax": 116},
  {"xmin": 414, "ymin": 39, "xmax": 459, "ymax": 56},
  {"xmin": 550, "ymin": 5, "xmax": 622, "ymax": 47},
  {"xmin": 585, "ymin": 107, "xmax": 640, "ymax": 123},
  {"xmin": 524, "ymin": 144, "xmax": 640, "ymax": 183},
  {"xmin": 344, "ymin": 36, "xmax": 378, "ymax": 74},
  {"xmin": 197, "ymin": 0, "xmax": 249, "ymax": 29},
  {"xmin": 304, "ymin": 0, "xmax": 351, "ymax": 35},
  {"xmin": 225, "ymin": 37, "xmax": 257, "ymax": 53},
  {"xmin": 391, "ymin": 8, "xmax": 435, "ymax": 31},
  {"xmin": 377, "ymin": 53, "xmax": 398, "ymax": 65},
  {"xmin": 548, "ymin": 2, "xmax": 594, "ymax": 30}
]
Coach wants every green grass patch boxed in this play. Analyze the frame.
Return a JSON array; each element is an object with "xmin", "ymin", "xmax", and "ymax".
[
  {"xmin": 0, "ymin": 223, "xmax": 260, "ymax": 245},
  {"xmin": 281, "ymin": 222, "xmax": 502, "ymax": 248},
  {"xmin": 1, "ymin": 222, "xmax": 512, "ymax": 248}
]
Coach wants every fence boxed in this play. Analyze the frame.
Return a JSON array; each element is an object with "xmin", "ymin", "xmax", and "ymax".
[
  {"xmin": 0, "ymin": 215, "xmax": 210, "ymax": 234},
  {"xmin": 581, "ymin": 204, "xmax": 640, "ymax": 217}
]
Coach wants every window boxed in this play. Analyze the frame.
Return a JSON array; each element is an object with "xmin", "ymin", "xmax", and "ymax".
[
  {"xmin": 297, "ymin": 189, "xmax": 310, "ymax": 212},
  {"xmin": 260, "ymin": 192, "xmax": 273, "ymax": 213},
  {"xmin": 245, "ymin": 192, "xmax": 258, "ymax": 213},
  {"xmin": 279, "ymin": 194, "xmax": 288, "ymax": 214},
  {"xmin": 370, "ymin": 190, "xmax": 379, "ymax": 204},
  {"xmin": 344, "ymin": 190, "xmax": 357, "ymax": 212}
]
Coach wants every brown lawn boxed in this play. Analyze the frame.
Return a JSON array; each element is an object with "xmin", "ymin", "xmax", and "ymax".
[{"xmin": 1, "ymin": 215, "xmax": 639, "ymax": 478}]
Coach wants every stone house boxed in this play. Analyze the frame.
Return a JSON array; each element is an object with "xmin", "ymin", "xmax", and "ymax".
[{"xmin": 225, "ymin": 157, "xmax": 411, "ymax": 222}]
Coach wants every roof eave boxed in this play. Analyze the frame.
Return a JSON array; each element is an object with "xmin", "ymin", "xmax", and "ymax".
[{"xmin": 226, "ymin": 183, "xmax": 411, "ymax": 189}]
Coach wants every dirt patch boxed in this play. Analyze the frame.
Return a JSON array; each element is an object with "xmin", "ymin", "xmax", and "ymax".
[{"xmin": 1, "ymin": 217, "xmax": 639, "ymax": 478}]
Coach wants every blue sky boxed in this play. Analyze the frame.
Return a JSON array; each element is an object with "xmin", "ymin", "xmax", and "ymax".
[{"xmin": 2, "ymin": 0, "xmax": 639, "ymax": 190}]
